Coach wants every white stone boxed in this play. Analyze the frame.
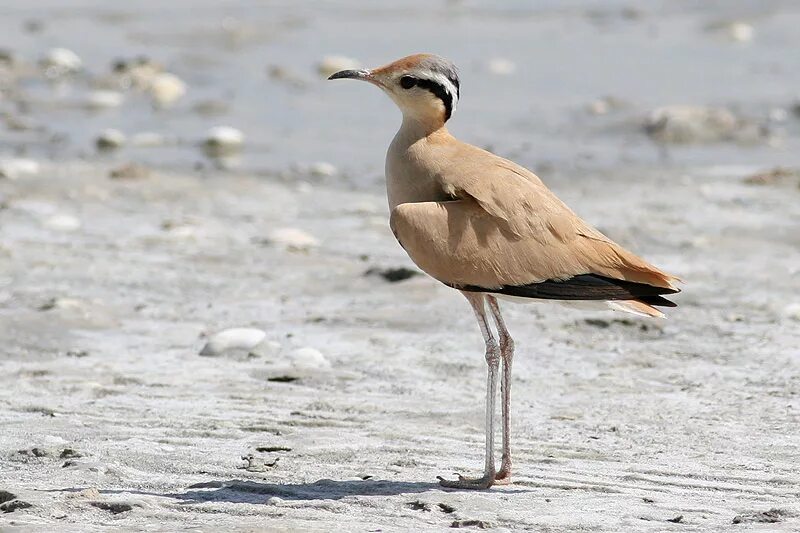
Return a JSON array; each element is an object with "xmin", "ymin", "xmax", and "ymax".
[
  {"xmin": 85, "ymin": 90, "xmax": 124, "ymax": 109},
  {"xmin": 783, "ymin": 303, "xmax": 800, "ymax": 322},
  {"xmin": 727, "ymin": 22, "xmax": 754, "ymax": 43},
  {"xmin": 45, "ymin": 214, "xmax": 81, "ymax": 232},
  {"xmin": 317, "ymin": 55, "xmax": 360, "ymax": 77},
  {"xmin": 288, "ymin": 347, "xmax": 331, "ymax": 371},
  {"xmin": 487, "ymin": 58, "xmax": 516, "ymax": 75},
  {"xmin": 309, "ymin": 161, "xmax": 337, "ymax": 177},
  {"xmin": 266, "ymin": 227, "xmax": 319, "ymax": 251},
  {"xmin": 41, "ymin": 47, "xmax": 82, "ymax": 72},
  {"xmin": 203, "ymin": 126, "xmax": 244, "ymax": 154},
  {"xmin": 644, "ymin": 106, "xmax": 739, "ymax": 144},
  {"xmin": 149, "ymin": 72, "xmax": 187, "ymax": 107},
  {"xmin": 200, "ymin": 328, "xmax": 267, "ymax": 356},
  {"xmin": 96, "ymin": 129, "xmax": 126, "ymax": 149},
  {"xmin": 0, "ymin": 158, "xmax": 40, "ymax": 179}
]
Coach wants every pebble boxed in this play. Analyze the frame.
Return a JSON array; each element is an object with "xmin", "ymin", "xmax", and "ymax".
[
  {"xmin": 109, "ymin": 163, "xmax": 150, "ymax": 180},
  {"xmin": 317, "ymin": 55, "xmax": 360, "ymax": 78},
  {"xmin": 726, "ymin": 22, "xmax": 754, "ymax": 42},
  {"xmin": 200, "ymin": 327, "xmax": 267, "ymax": 356},
  {"xmin": 148, "ymin": 72, "xmax": 187, "ymax": 107},
  {"xmin": 487, "ymin": 58, "xmax": 516, "ymax": 75},
  {"xmin": 40, "ymin": 47, "xmax": 82, "ymax": 76},
  {"xmin": 203, "ymin": 126, "xmax": 244, "ymax": 156},
  {"xmin": 96, "ymin": 129, "xmax": 126, "ymax": 150},
  {"xmin": 644, "ymin": 105, "xmax": 739, "ymax": 143},
  {"xmin": 287, "ymin": 347, "xmax": 331, "ymax": 371},
  {"xmin": 0, "ymin": 158, "xmax": 40, "ymax": 180},
  {"xmin": 265, "ymin": 227, "xmax": 319, "ymax": 252},
  {"xmin": 85, "ymin": 90, "xmax": 124, "ymax": 109},
  {"xmin": 309, "ymin": 161, "xmax": 337, "ymax": 177},
  {"xmin": 783, "ymin": 303, "xmax": 800, "ymax": 321},
  {"xmin": 586, "ymin": 96, "xmax": 627, "ymax": 115},
  {"xmin": 44, "ymin": 214, "xmax": 81, "ymax": 232}
]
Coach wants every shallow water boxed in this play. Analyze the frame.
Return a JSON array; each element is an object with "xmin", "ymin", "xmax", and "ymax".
[{"xmin": 2, "ymin": 0, "xmax": 800, "ymax": 184}]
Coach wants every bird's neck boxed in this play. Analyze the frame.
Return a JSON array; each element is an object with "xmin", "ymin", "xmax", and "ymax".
[{"xmin": 399, "ymin": 113, "xmax": 449, "ymax": 141}]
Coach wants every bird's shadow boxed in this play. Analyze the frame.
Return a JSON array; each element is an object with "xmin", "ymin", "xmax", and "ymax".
[
  {"xmin": 167, "ymin": 478, "xmax": 439, "ymax": 504},
  {"xmin": 49, "ymin": 477, "xmax": 529, "ymax": 505}
]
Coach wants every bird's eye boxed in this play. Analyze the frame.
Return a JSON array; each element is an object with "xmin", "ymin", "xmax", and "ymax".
[{"xmin": 400, "ymin": 76, "xmax": 417, "ymax": 89}]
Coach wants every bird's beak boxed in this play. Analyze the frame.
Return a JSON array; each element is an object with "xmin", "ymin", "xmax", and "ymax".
[{"xmin": 328, "ymin": 69, "xmax": 373, "ymax": 82}]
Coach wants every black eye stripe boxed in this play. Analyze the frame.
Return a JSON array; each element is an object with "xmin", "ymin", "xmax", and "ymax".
[
  {"xmin": 400, "ymin": 76, "xmax": 417, "ymax": 89},
  {"xmin": 398, "ymin": 75, "xmax": 457, "ymax": 122}
]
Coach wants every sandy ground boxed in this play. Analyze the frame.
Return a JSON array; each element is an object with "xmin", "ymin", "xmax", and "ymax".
[{"xmin": 2, "ymin": 1, "xmax": 800, "ymax": 531}]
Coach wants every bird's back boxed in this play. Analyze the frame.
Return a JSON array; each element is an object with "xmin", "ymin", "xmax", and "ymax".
[{"xmin": 387, "ymin": 129, "xmax": 679, "ymax": 315}]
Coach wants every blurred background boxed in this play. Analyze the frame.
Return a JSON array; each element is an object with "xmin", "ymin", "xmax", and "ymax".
[{"xmin": 1, "ymin": 1, "xmax": 799, "ymax": 530}]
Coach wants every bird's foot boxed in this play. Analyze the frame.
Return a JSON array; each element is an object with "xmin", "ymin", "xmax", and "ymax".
[
  {"xmin": 493, "ymin": 467, "xmax": 512, "ymax": 485},
  {"xmin": 437, "ymin": 472, "xmax": 495, "ymax": 490}
]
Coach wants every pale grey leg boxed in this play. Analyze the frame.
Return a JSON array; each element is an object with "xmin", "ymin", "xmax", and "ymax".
[
  {"xmin": 438, "ymin": 291, "xmax": 500, "ymax": 490},
  {"xmin": 487, "ymin": 295, "xmax": 514, "ymax": 484}
]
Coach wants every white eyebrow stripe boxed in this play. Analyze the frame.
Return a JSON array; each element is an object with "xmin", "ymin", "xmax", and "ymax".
[{"xmin": 416, "ymin": 70, "xmax": 459, "ymax": 113}]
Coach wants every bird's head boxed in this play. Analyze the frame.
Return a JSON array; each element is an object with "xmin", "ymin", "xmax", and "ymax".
[{"xmin": 329, "ymin": 54, "xmax": 460, "ymax": 124}]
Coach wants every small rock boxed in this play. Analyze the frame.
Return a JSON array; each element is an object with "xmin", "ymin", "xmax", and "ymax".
[
  {"xmin": 487, "ymin": 58, "xmax": 515, "ymax": 75},
  {"xmin": 59, "ymin": 448, "xmax": 82, "ymax": 459},
  {"xmin": 782, "ymin": 303, "xmax": 800, "ymax": 322},
  {"xmin": 148, "ymin": 72, "xmax": 187, "ymax": 107},
  {"xmin": 240, "ymin": 454, "xmax": 278, "ymax": 472},
  {"xmin": 406, "ymin": 500, "xmax": 431, "ymax": 511},
  {"xmin": 85, "ymin": 90, "xmax": 124, "ymax": 109},
  {"xmin": 732, "ymin": 508, "xmax": 789, "ymax": 524},
  {"xmin": 44, "ymin": 214, "xmax": 81, "ymax": 232},
  {"xmin": 309, "ymin": 161, "xmax": 337, "ymax": 177},
  {"xmin": 287, "ymin": 347, "xmax": 331, "ymax": 371},
  {"xmin": 365, "ymin": 266, "xmax": 420, "ymax": 282},
  {"xmin": 109, "ymin": 163, "xmax": 150, "ymax": 180},
  {"xmin": 0, "ymin": 158, "xmax": 40, "ymax": 180},
  {"xmin": 89, "ymin": 501, "xmax": 133, "ymax": 514},
  {"xmin": 264, "ymin": 227, "xmax": 319, "ymax": 252},
  {"xmin": 203, "ymin": 126, "xmax": 244, "ymax": 156},
  {"xmin": 1, "ymin": 500, "xmax": 32, "ymax": 513},
  {"xmin": 200, "ymin": 327, "xmax": 267, "ymax": 356},
  {"xmin": 0, "ymin": 491, "xmax": 16, "ymax": 504},
  {"xmin": 667, "ymin": 515, "xmax": 684, "ymax": 523},
  {"xmin": 40, "ymin": 47, "xmax": 82, "ymax": 76},
  {"xmin": 726, "ymin": 22, "xmax": 754, "ymax": 42},
  {"xmin": 644, "ymin": 105, "xmax": 740, "ymax": 144},
  {"xmin": 317, "ymin": 55, "xmax": 360, "ymax": 78},
  {"xmin": 451, "ymin": 519, "xmax": 490, "ymax": 529},
  {"xmin": 96, "ymin": 128, "xmax": 126, "ymax": 150},
  {"xmin": 587, "ymin": 96, "xmax": 627, "ymax": 115}
]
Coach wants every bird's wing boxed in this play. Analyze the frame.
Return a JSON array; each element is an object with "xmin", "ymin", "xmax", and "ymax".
[{"xmin": 390, "ymin": 146, "xmax": 679, "ymax": 292}]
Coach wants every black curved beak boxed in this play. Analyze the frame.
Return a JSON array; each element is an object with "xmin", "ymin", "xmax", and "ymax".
[{"xmin": 327, "ymin": 69, "xmax": 372, "ymax": 81}]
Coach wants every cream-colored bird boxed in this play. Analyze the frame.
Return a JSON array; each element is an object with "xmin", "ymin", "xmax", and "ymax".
[{"xmin": 329, "ymin": 54, "xmax": 679, "ymax": 489}]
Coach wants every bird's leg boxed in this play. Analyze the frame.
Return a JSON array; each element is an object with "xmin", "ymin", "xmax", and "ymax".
[
  {"xmin": 487, "ymin": 295, "xmax": 514, "ymax": 484},
  {"xmin": 438, "ymin": 292, "xmax": 499, "ymax": 490}
]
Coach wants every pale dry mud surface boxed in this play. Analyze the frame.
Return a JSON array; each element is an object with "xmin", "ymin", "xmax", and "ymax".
[{"xmin": 2, "ymin": 1, "xmax": 800, "ymax": 532}]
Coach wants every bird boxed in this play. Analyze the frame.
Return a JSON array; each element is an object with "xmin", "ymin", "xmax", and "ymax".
[{"xmin": 328, "ymin": 54, "xmax": 680, "ymax": 489}]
